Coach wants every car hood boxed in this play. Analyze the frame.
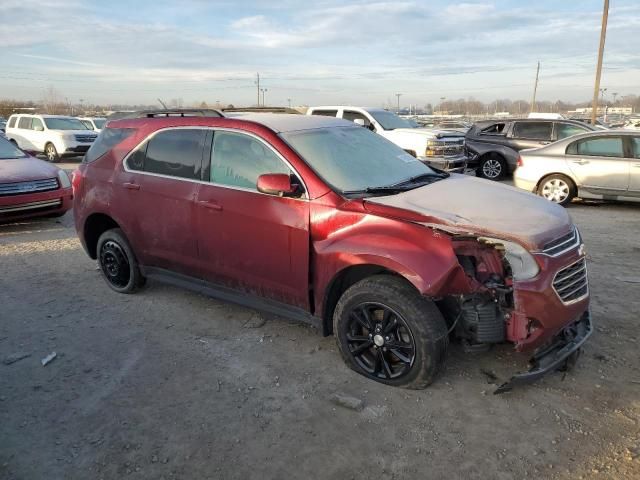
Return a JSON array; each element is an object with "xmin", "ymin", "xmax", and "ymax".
[
  {"xmin": 53, "ymin": 129, "xmax": 97, "ymax": 136},
  {"xmin": 364, "ymin": 174, "xmax": 572, "ymax": 251},
  {"xmin": 0, "ymin": 157, "xmax": 61, "ymax": 183}
]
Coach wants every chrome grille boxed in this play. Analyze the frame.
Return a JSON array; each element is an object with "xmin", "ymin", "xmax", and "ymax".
[
  {"xmin": 542, "ymin": 227, "xmax": 580, "ymax": 256},
  {"xmin": 0, "ymin": 178, "xmax": 58, "ymax": 196},
  {"xmin": 553, "ymin": 258, "xmax": 588, "ymax": 304},
  {"xmin": 0, "ymin": 198, "xmax": 62, "ymax": 214},
  {"xmin": 74, "ymin": 134, "xmax": 97, "ymax": 143}
]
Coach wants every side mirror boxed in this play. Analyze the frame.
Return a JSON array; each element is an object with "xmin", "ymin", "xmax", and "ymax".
[
  {"xmin": 353, "ymin": 119, "xmax": 366, "ymax": 127},
  {"xmin": 257, "ymin": 173, "xmax": 296, "ymax": 197},
  {"xmin": 23, "ymin": 149, "xmax": 38, "ymax": 156},
  {"xmin": 367, "ymin": 123, "xmax": 376, "ymax": 131},
  {"xmin": 34, "ymin": 125, "xmax": 44, "ymax": 132}
]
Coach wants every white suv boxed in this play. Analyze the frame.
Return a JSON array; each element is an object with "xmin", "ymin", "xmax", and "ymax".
[
  {"xmin": 78, "ymin": 117, "xmax": 107, "ymax": 132},
  {"xmin": 5, "ymin": 114, "xmax": 98, "ymax": 162}
]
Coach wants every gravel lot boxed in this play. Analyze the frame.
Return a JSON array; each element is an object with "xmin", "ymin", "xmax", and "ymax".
[{"xmin": 1, "ymin": 172, "xmax": 639, "ymax": 479}]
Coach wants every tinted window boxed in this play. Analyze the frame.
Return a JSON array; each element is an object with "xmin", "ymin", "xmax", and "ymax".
[
  {"xmin": 18, "ymin": 117, "xmax": 31, "ymax": 129},
  {"xmin": 8, "ymin": 117, "xmax": 16, "ymax": 128},
  {"xmin": 343, "ymin": 111, "xmax": 371, "ymax": 125},
  {"xmin": 512, "ymin": 122, "xmax": 552, "ymax": 140},
  {"xmin": 31, "ymin": 118, "xmax": 44, "ymax": 130},
  {"xmin": 85, "ymin": 127, "xmax": 136, "ymax": 163},
  {"xmin": 368, "ymin": 111, "xmax": 412, "ymax": 130},
  {"xmin": 310, "ymin": 110, "xmax": 338, "ymax": 117},
  {"xmin": 556, "ymin": 123, "xmax": 588, "ymax": 140},
  {"xmin": 633, "ymin": 137, "xmax": 640, "ymax": 159},
  {"xmin": 574, "ymin": 137, "xmax": 623, "ymax": 158},
  {"xmin": 127, "ymin": 142, "xmax": 147, "ymax": 171},
  {"xmin": 144, "ymin": 129, "xmax": 206, "ymax": 179},
  {"xmin": 210, "ymin": 131, "xmax": 290, "ymax": 189},
  {"xmin": 479, "ymin": 123, "xmax": 506, "ymax": 135}
]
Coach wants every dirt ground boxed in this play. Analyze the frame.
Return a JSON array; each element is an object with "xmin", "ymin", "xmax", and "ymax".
[{"xmin": 1, "ymin": 187, "xmax": 639, "ymax": 479}]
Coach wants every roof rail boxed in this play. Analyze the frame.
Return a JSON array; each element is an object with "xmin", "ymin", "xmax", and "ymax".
[{"xmin": 107, "ymin": 109, "xmax": 225, "ymax": 120}]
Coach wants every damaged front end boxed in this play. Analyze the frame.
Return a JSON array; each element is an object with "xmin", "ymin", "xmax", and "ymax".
[{"xmin": 435, "ymin": 231, "xmax": 590, "ymax": 393}]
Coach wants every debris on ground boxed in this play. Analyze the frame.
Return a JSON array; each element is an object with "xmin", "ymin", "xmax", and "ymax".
[
  {"xmin": 616, "ymin": 276, "xmax": 640, "ymax": 284},
  {"xmin": 41, "ymin": 352, "xmax": 57, "ymax": 366},
  {"xmin": 3, "ymin": 352, "xmax": 32, "ymax": 365},
  {"xmin": 329, "ymin": 393, "xmax": 364, "ymax": 412},
  {"xmin": 243, "ymin": 313, "xmax": 266, "ymax": 329},
  {"xmin": 481, "ymin": 369, "xmax": 499, "ymax": 384}
]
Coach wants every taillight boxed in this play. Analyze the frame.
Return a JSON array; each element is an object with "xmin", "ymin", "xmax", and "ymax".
[{"xmin": 516, "ymin": 155, "xmax": 524, "ymax": 167}]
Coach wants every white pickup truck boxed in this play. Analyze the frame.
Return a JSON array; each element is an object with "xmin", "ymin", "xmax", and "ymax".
[{"xmin": 306, "ymin": 106, "xmax": 469, "ymax": 172}]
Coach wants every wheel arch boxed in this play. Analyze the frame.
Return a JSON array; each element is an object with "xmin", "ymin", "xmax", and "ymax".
[
  {"xmin": 320, "ymin": 263, "xmax": 420, "ymax": 337},
  {"xmin": 535, "ymin": 171, "xmax": 578, "ymax": 193},
  {"xmin": 83, "ymin": 213, "xmax": 121, "ymax": 259}
]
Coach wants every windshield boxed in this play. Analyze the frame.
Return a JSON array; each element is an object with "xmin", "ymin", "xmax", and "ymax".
[
  {"xmin": 369, "ymin": 111, "xmax": 414, "ymax": 130},
  {"xmin": 44, "ymin": 118, "xmax": 89, "ymax": 130},
  {"xmin": 281, "ymin": 126, "xmax": 436, "ymax": 193},
  {"xmin": 0, "ymin": 135, "xmax": 27, "ymax": 159},
  {"xmin": 93, "ymin": 119, "xmax": 106, "ymax": 129}
]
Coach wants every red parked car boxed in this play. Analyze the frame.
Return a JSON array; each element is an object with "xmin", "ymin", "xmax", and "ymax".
[
  {"xmin": 0, "ymin": 135, "xmax": 72, "ymax": 222},
  {"xmin": 73, "ymin": 113, "xmax": 591, "ymax": 392}
]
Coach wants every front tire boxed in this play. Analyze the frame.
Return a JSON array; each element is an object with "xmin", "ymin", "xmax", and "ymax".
[
  {"xmin": 333, "ymin": 275, "xmax": 448, "ymax": 389},
  {"xmin": 44, "ymin": 143, "xmax": 60, "ymax": 162},
  {"xmin": 537, "ymin": 174, "xmax": 576, "ymax": 206},
  {"xmin": 96, "ymin": 228, "xmax": 145, "ymax": 293},
  {"xmin": 477, "ymin": 154, "xmax": 506, "ymax": 180}
]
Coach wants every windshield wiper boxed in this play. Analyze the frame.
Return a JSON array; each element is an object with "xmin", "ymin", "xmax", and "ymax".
[
  {"xmin": 391, "ymin": 171, "xmax": 449, "ymax": 187},
  {"xmin": 342, "ymin": 185, "xmax": 415, "ymax": 196}
]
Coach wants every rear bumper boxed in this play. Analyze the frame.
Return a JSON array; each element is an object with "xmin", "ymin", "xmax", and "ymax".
[
  {"xmin": 0, "ymin": 187, "xmax": 73, "ymax": 222},
  {"xmin": 495, "ymin": 310, "xmax": 592, "ymax": 393}
]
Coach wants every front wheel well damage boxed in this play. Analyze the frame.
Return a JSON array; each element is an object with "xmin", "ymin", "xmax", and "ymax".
[
  {"xmin": 321, "ymin": 265, "xmax": 414, "ymax": 336},
  {"xmin": 84, "ymin": 213, "xmax": 120, "ymax": 259}
]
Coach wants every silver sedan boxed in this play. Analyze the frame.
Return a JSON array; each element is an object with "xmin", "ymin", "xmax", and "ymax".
[{"xmin": 514, "ymin": 130, "xmax": 640, "ymax": 206}]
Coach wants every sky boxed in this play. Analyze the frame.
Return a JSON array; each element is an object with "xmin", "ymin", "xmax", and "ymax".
[{"xmin": 1, "ymin": 0, "xmax": 639, "ymax": 108}]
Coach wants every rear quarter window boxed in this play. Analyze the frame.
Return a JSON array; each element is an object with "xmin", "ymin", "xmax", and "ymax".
[
  {"xmin": 84, "ymin": 128, "xmax": 136, "ymax": 163},
  {"xmin": 8, "ymin": 117, "xmax": 17, "ymax": 128},
  {"xmin": 512, "ymin": 122, "xmax": 552, "ymax": 140}
]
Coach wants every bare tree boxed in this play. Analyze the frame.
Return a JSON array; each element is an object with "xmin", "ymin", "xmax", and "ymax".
[{"xmin": 41, "ymin": 86, "xmax": 65, "ymax": 114}]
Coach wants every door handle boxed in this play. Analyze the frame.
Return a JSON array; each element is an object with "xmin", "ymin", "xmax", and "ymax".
[
  {"xmin": 571, "ymin": 159, "xmax": 590, "ymax": 165},
  {"xmin": 197, "ymin": 200, "xmax": 223, "ymax": 211},
  {"xmin": 123, "ymin": 182, "xmax": 140, "ymax": 190}
]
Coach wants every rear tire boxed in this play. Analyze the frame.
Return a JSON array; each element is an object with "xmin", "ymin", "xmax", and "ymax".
[
  {"xmin": 477, "ymin": 154, "xmax": 506, "ymax": 180},
  {"xmin": 44, "ymin": 143, "xmax": 60, "ymax": 162},
  {"xmin": 96, "ymin": 228, "xmax": 145, "ymax": 294},
  {"xmin": 537, "ymin": 174, "xmax": 576, "ymax": 207},
  {"xmin": 333, "ymin": 275, "xmax": 448, "ymax": 389}
]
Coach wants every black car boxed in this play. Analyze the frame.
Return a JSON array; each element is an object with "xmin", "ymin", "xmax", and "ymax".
[{"xmin": 465, "ymin": 119, "xmax": 598, "ymax": 180}]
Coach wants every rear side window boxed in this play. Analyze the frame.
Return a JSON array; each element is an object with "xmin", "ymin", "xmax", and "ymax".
[
  {"xmin": 569, "ymin": 137, "xmax": 623, "ymax": 158},
  {"xmin": 18, "ymin": 117, "xmax": 31, "ymax": 129},
  {"xmin": 8, "ymin": 117, "xmax": 16, "ymax": 128},
  {"xmin": 556, "ymin": 123, "xmax": 588, "ymax": 140},
  {"xmin": 144, "ymin": 129, "xmax": 207, "ymax": 180},
  {"xmin": 310, "ymin": 110, "xmax": 338, "ymax": 117},
  {"xmin": 84, "ymin": 128, "xmax": 135, "ymax": 163},
  {"xmin": 512, "ymin": 122, "xmax": 552, "ymax": 140}
]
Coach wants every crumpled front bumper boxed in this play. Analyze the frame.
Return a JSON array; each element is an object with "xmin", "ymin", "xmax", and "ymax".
[{"xmin": 495, "ymin": 310, "xmax": 593, "ymax": 394}]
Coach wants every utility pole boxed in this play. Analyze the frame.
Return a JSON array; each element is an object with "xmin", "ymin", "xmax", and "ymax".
[
  {"xmin": 530, "ymin": 61, "xmax": 540, "ymax": 113},
  {"xmin": 395, "ymin": 93, "xmax": 402, "ymax": 113},
  {"xmin": 287, "ymin": 98, "xmax": 291, "ymax": 108},
  {"xmin": 612, "ymin": 92, "xmax": 618, "ymax": 105},
  {"xmin": 591, "ymin": 0, "xmax": 609, "ymax": 125},
  {"xmin": 261, "ymin": 88, "xmax": 268, "ymax": 106},
  {"xmin": 255, "ymin": 73, "xmax": 261, "ymax": 106}
]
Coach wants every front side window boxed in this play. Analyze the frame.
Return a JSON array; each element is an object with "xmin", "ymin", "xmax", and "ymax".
[
  {"xmin": 512, "ymin": 122, "xmax": 552, "ymax": 140},
  {"xmin": 44, "ymin": 118, "xmax": 89, "ymax": 130},
  {"xmin": 570, "ymin": 137, "xmax": 623, "ymax": 158},
  {"xmin": 556, "ymin": 123, "xmax": 588, "ymax": 140},
  {"xmin": 368, "ymin": 110, "xmax": 412, "ymax": 130},
  {"xmin": 281, "ymin": 126, "xmax": 434, "ymax": 193},
  {"xmin": 18, "ymin": 117, "xmax": 31, "ymax": 129},
  {"xmin": 210, "ymin": 131, "xmax": 290, "ymax": 189},
  {"xmin": 31, "ymin": 118, "xmax": 44, "ymax": 130},
  {"xmin": 144, "ymin": 129, "xmax": 206, "ymax": 180}
]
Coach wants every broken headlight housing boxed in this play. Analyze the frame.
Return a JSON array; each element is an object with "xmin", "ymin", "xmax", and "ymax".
[{"xmin": 479, "ymin": 237, "xmax": 540, "ymax": 281}]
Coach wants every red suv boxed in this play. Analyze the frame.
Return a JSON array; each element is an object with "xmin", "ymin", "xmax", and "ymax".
[{"xmin": 73, "ymin": 113, "xmax": 591, "ymax": 392}]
